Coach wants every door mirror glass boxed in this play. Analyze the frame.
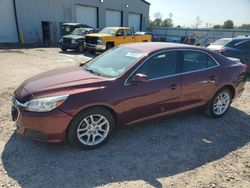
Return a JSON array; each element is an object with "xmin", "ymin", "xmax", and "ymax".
[{"xmin": 129, "ymin": 73, "xmax": 149, "ymax": 84}]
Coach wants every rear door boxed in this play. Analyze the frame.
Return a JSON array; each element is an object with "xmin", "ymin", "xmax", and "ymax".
[
  {"xmin": 123, "ymin": 50, "xmax": 182, "ymax": 125},
  {"xmin": 180, "ymin": 50, "xmax": 220, "ymax": 109}
]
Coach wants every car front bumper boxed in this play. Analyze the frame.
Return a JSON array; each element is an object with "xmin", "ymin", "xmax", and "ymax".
[
  {"xmin": 59, "ymin": 42, "xmax": 78, "ymax": 50},
  {"xmin": 11, "ymin": 105, "xmax": 73, "ymax": 143},
  {"xmin": 85, "ymin": 43, "xmax": 106, "ymax": 51}
]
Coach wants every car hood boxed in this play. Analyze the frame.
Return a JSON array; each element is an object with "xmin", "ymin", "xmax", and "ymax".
[
  {"xmin": 14, "ymin": 66, "xmax": 109, "ymax": 102},
  {"xmin": 86, "ymin": 33, "xmax": 113, "ymax": 37},
  {"xmin": 207, "ymin": 44, "xmax": 223, "ymax": 51},
  {"xmin": 63, "ymin": 35, "xmax": 84, "ymax": 40}
]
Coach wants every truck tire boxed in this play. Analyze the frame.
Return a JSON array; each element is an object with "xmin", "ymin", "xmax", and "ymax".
[
  {"xmin": 78, "ymin": 43, "xmax": 84, "ymax": 53},
  {"xmin": 106, "ymin": 43, "xmax": 114, "ymax": 50},
  {"xmin": 61, "ymin": 47, "xmax": 67, "ymax": 52}
]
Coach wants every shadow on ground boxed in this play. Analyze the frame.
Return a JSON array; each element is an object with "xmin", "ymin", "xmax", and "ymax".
[{"xmin": 2, "ymin": 107, "xmax": 250, "ymax": 188}]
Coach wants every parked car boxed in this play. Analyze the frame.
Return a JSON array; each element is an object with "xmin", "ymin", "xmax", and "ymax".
[
  {"xmin": 135, "ymin": 31, "xmax": 156, "ymax": 41},
  {"xmin": 85, "ymin": 27, "xmax": 152, "ymax": 52},
  {"xmin": 59, "ymin": 28, "xmax": 99, "ymax": 52},
  {"xmin": 207, "ymin": 36, "xmax": 250, "ymax": 72},
  {"xmin": 12, "ymin": 43, "xmax": 247, "ymax": 149}
]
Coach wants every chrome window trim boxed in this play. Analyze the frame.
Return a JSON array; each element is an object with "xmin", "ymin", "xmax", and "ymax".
[
  {"xmin": 124, "ymin": 49, "xmax": 220, "ymax": 86},
  {"xmin": 235, "ymin": 40, "xmax": 250, "ymax": 47}
]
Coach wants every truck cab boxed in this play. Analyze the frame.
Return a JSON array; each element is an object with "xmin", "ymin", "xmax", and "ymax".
[{"xmin": 85, "ymin": 27, "xmax": 152, "ymax": 52}]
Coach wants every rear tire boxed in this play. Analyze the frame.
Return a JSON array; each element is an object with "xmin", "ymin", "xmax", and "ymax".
[
  {"xmin": 204, "ymin": 88, "xmax": 232, "ymax": 118},
  {"xmin": 67, "ymin": 107, "xmax": 115, "ymax": 149}
]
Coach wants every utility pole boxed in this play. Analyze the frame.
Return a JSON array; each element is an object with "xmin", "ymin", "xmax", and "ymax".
[
  {"xmin": 196, "ymin": 16, "xmax": 202, "ymax": 28},
  {"xmin": 169, "ymin": 13, "xmax": 173, "ymax": 22}
]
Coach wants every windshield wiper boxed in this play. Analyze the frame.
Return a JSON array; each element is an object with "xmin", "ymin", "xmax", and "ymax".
[{"xmin": 85, "ymin": 68, "xmax": 101, "ymax": 76}]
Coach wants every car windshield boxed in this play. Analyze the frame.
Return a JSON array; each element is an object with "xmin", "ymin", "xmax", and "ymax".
[
  {"xmin": 71, "ymin": 28, "xmax": 86, "ymax": 36},
  {"xmin": 83, "ymin": 47, "xmax": 147, "ymax": 78},
  {"xmin": 213, "ymin": 39, "xmax": 232, "ymax": 46},
  {"xmin": 99, "ymin": 28, "xmax": 118, "ymax": 35}
]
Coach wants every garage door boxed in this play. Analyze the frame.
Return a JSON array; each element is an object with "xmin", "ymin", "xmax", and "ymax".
[
  {"xmin": 105, "ymin": 10, "xmax": 122, "ymax": 27},
  {"xmin": 0, "ymin": 0, "xmax": 18, "ymax": 43},
  {"xmin": 128, "ymin": 13, "xmax": 141, "ymax": 32},
  {"xmin": 76, "ymin": 5, "xmax": 97, "ymax": 28}
]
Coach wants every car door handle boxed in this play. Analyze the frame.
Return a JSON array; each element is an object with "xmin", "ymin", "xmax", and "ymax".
[{"xmin": 169, "ymin": 84, "xmax": 178, "ymax": 90}]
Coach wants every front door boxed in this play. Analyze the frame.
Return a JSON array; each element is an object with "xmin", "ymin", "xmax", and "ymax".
[
  {"xmin": 180, "ymin": 50, "xmax": 220, "ymax": 109},
  {"xmin": 115, "ymin": 29, "xmax": 127, "ymax": 46},
  {"xmin": 123, "ymin": 50, "xmax": 182, "ymax": 126}
]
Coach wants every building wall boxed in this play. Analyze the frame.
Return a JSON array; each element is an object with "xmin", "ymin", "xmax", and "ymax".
[{"xmin": 14, "ymin": 0, "xmax": 150, "ymax": 44}]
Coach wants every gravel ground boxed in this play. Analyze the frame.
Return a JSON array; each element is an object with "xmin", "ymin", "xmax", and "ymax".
[{"xmin": 0, "ymin": 48, "xmax": 249, "ymax": 188}]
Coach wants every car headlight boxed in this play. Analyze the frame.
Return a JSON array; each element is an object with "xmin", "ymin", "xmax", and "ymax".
[
  {"xmin": 71, "ymin": 39, "xmax": 78, "ymax": 44},
  {"xmin": 97, "ymin": 38, "xmax": 103, "ymax": 44},
  {"xmin": 25, "ymin": 95, "xmax": 68, "ymax": 112}
]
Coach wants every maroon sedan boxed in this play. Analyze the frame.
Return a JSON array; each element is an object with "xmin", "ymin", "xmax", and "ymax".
[{"xmin": 12, "ymin": 42, "xmax": 247, "ymax": 149}]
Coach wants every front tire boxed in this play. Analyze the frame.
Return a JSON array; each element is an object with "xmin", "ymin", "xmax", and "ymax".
[
  {"xmin": 106, "ymin": 43, "xmax": 114, "ymax": 51},
  {"xmin": 61, "ymin": 47, "xmax": 67, "ymax": 52},
  {"xmin": 67, "ymin": 107, "xmax": 115, "ymax": 149},
  {"xmin": 204, "ymin": 88, "xmax": 232, "ymax": 118},
  {"xmin": 78, "ymin": 43, "xmax": 84, "ymax": 53}
]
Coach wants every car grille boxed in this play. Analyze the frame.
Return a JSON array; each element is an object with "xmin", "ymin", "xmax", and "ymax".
[
  {"xmin": 85, "ymin": 36, "xmax": 98, "ymax": 44},
  {"xmin": 63, "ymin": 38, "xmax": 71, "ymax": 44}
]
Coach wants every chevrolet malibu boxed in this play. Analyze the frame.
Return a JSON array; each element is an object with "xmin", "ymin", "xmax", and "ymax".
[{"xmin": 12, "ymin": 42, "xmax": 247, "ymax": 149}]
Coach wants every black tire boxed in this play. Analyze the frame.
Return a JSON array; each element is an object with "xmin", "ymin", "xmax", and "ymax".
[
  {"xmin": 67, "ymin": 107, "xmax": 115, "ymax": 149},
  {"xmin": 89, "ymin": 50, "xmax": 96, "ymax": 54},
  {"xmin": 61, "ymin": 47, "xmax": 67, "ymax": 52},
  {"xmin": 204, "ymin": 88, "xmax": 232, "ymax": 118},
  {"xmin": 106, "ymin": 43, "xmax": 114, "ymax": 50},
  {"xmin": 78, "ymin": 43, "xmax": 84, "ymax": 53}
]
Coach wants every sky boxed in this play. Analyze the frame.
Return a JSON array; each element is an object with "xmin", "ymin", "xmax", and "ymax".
[{"xmin": 147, "ymin": 0, "xmax": 250, "ymax": 28}]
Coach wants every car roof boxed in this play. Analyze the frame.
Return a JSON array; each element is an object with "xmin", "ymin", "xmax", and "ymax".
[
  {"xmin": 105, "ymin": 27, "xmax": 131, "ymax": 30},
  {"xmin": 232, "ymin": 37, "xmax": 250, "ymax": 42},
  {"xmin": 121, "ymin": 42, "xmax": 201, "ymax": 52},
  {"xmin": 78, "ymin": 28, "xmax": 94, "ymax": 31}
]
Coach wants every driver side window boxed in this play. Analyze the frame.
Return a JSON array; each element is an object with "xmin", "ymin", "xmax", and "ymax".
[
  {"xmin": 135, "ymin": 51, "xmax": 178, "ymax": 80},
  {"xmin": 117, "ymin": 30, "xmax": 125, "ymax": 36}
]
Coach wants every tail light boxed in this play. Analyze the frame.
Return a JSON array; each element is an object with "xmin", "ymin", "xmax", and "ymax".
[{"xmin": 220, "ymin": 47, "xmax": 226, "ymax": 53}]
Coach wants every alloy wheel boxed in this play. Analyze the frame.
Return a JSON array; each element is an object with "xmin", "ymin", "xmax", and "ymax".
[
  {"xmin": 213, "ymin": 92, "xmax": 230, "ymax": 115},
  {"xmin": 77, "ymin": 114, "xmax": 110, "ymax": 146}
]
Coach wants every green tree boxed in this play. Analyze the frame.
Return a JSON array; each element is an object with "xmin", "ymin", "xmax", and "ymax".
[
  {"xmin": 238, "ymin": 24, "xmax": 250, "ymax": 30},
  {"xmin": 148, "ymin": 19, "xmax": 154, "ymax": 28},
  {"xmin": 175, "ymin": 25, "xmax": 181, "ymax": 28},
  {"xmin": 161, "ymin": 18, "xmax": 173, "ymax": 28},
  {"xmin": 222, "ymin": 20, "xmax": 234, "ymax": 29},
  {"xmin": 153, "ymin": 18, "xmax": 163, "ymax": 27},
  {"xmin": 213, "ymin": 25, "xmax": 222, "ymax": 29}
]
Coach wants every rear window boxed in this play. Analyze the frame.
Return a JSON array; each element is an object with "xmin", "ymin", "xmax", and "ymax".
[{"xmin": 183, "ymin": 51, "xmax": 218, "ymax": 72}]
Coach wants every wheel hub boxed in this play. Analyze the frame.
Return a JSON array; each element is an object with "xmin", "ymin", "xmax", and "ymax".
[{"xmin": 77, "ymin": 114, "xmax": 110, "ymax": 146}]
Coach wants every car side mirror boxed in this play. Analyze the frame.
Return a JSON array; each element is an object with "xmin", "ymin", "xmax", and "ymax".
[{"xmin": 129, "ymin": 73, "xmax": 149, "ymax": 84}]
